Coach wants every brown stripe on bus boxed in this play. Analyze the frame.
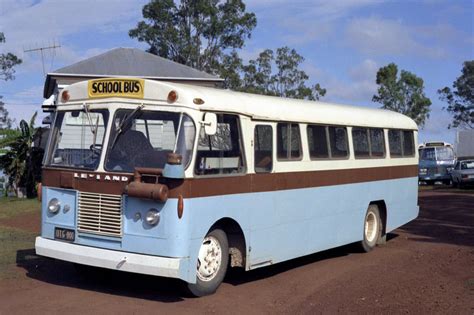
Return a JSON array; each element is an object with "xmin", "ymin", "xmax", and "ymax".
[{"xmin": 42, "ymin": 165, "xmax": 417, "ymax": 199}]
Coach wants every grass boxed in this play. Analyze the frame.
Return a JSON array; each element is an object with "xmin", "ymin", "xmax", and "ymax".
[
  {"xmin": 0, "ymin": 197, "xmax": 41, "ymax": 220},
  {"xmin": 0, "ymin": 197, "xmax": 40, "ymax": 279}
]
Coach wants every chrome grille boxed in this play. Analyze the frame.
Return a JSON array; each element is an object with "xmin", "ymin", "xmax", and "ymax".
[{"xmin": 77, "ymin": 192, "xmax": 122, "ymax": 237}]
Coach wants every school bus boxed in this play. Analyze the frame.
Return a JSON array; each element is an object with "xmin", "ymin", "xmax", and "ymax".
[{"xmin": 35, "ymin": 78, "xmax": 419, "ymax": 296}]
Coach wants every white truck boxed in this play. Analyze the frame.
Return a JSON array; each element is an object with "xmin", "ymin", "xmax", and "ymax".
[{"xmin": 455, "ymin": 130, "xmax": 474, "ymax": 160}]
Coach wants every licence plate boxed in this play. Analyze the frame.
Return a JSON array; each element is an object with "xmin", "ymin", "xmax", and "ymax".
[
  {"xmin": 54, "ymin": 227, "xmax": 75, "ymax": 242},
  {"xmin": 469, "ymin": 175, "xmax": 474, "ymax": 179}
]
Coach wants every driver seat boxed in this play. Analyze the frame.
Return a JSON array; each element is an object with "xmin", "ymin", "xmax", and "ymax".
[{"xmin": 108, "ymin": 130, "xmax": 154, "ymax": 169}]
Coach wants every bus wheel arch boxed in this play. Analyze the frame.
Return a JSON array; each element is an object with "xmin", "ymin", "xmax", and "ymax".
[
  {"xmin": 188, "ymin": 228, "xmax": 229, "ymax": 296},
  {"xmin": 187, "ymin": 218, "xmax": 246, "ymax": 296},
  {"xmin": 210, "ymin": 218, "xmax": 247, "ymax": 268},
  {"xmin": 370, "ymin": 200, "xmax": 387, "ymax": 241}
]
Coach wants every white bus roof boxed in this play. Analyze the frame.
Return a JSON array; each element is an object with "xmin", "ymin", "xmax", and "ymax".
[{"xmin": 61, "ymin": 78, "xmax": 418, "ymax": 130}]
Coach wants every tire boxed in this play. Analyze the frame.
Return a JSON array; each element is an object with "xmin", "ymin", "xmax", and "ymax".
[
  {"xmin": 359, "ymin": 205, "xmax": 382, "ymax": 253},
  {"xmin": 187, "ymin": 229, "xmax": 229, "ymax": 297},
  {"xmin": 451, "ymin": 178, "xmax": 457, "ymax": 188}
]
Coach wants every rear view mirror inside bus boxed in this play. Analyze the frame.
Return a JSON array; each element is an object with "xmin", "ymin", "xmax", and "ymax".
[{"xmin": 202, "ymin": 113, "xmax": 217, "ymax": 135}]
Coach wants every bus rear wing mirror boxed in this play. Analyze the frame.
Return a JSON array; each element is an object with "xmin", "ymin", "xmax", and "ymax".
[
  {"xmin": 202, "ymin": 113, "xmax": 217, "ymax": 136},
  {"xmin": 42, "ymin": 115, "xmax": 53, "ymax": 125}
]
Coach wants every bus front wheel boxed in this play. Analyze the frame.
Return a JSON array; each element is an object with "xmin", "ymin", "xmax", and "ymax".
[
  {"xmin": 188, "ymin": 228, "xmax": 229, "ymax": 297},
  {"xmin": 359, "ymin": 205, "xmax": 382, "ymax": 253}
]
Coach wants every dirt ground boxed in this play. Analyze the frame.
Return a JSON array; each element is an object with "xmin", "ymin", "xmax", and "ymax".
[{"xmin": 0, "ymin": 191, "xmax": 473, "ymax": 314}]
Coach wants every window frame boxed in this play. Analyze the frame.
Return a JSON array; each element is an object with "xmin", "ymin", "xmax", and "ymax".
[
  {"xmin": 254, "ymin": 124, "xmax": 274, "ymax": 173},
  {"xmin": 46, "ymin": 109, "xmax": 110, "ymax": 171},
  {"xmin": 193, "ymin": 113, "xmax": 247, "ymax": 177},
  {"xmin": 276, "ymin": 122, "xmax": 303, "ymax": 161},
  {"xmin": 104, "ymin": 109, "xmax": 196, "ymax": 173},
  {"xmin": 351, "ymin": 127, "xmax": 386, "ymax": 159},
  {"xmin": 306, "ymin": 124, "xmax": 350, "ymax": 160},
  {"xmin": 388, "ymin": 129, "xmax": 416, "ymax": 158},
  {"xmin": 306, "ymin": 124, "xmax": 330, "ymax": 160}
]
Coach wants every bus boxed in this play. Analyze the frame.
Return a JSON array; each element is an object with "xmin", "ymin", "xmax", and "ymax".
[
  {"xmin": 418, "ymin": 142, "xmax": 455, "ymax": 185},
  {"xmin": 35, "ymin": 78, "xmax": 419, "ymax": 296}
]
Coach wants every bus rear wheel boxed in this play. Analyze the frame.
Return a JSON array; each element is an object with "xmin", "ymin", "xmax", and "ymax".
[
  {"xmin": 187, "ymin": 228, "xmax": 229, "ymax": 297},
  {"xmin": 359, "ymin": 205, "xmax": 382, "ymax": 253}
]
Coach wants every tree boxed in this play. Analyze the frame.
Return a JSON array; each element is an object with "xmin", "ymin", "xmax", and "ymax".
[
  {"xmin": 372, "ymin": 63, "xmax": 431, "ymax": 127},
  {"xmin": 219, "ymin": 50, "xmax": 243, "ymax": 90},
  {"xmin": 129, "ymin": 0, "xmax": 256, "ymax": 74},
  {"xmin": 0, "ymin": 113, "xmax": 41, "ymax": 198},
  {"xmin": 240, "ymin": 47, "xmax": 326, "ymax": 100},
  {"xmin": 0, "ymin": 32, "xmax": 21, "ymax": 130},
  {"xmin": 0, "ymin": 97, "xmax": 13, "ymax": 129},
  {"xmin": 438, "ymin": 60, "xmax": 474, "ymax": 129},
  {"xmin": 0, "ymin": 32, "xmax": 22, "ymax": 81}
]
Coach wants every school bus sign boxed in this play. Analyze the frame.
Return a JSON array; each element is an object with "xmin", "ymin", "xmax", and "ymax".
[{"xmin": 88, "ymin": 78, "xmax": 144, "ymax": 99}]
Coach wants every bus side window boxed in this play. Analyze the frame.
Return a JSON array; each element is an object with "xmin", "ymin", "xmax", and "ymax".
[
  {"xmin": 402, "ymin": 130, "xmax": 415, "ymax": 156},
  {"xmin": 388, "ymin": 130, "xmax": 403, "ymax": 157},
  {"xmin": 389, "ymin": 129, "xmax": 414, "ymax": 158},
  {"xmin": 277, "ymin": 123, "xmax": 302, "ymax": 160},
  {"xmin": 328, "ymin": 126, "xmax": 348, "ymax": 158},
  {"xmin": 370, "ymin": 128, "xmax": 385, "ymax": 157},
  {"xmin": 352, "ymin": 127, "xmax": 370, "ymax": 158},
  {"xmin": 254, "ymin": 125, "xmax": 273, "ymax": 173},
  {"xmin": 195, "ymin": 114, "xmax": 246, "ymax": 175},
  {"xmin": 307, "ymin": 125, "xmax": 329, "ymax": 159}
]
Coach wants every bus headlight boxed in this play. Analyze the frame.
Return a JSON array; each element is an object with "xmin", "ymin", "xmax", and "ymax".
[
  {"xmin": 419, "ymin": 168, "xmax": 427, "ymax": 174},
  {"xmin": 48, "ymin": 198, "xmax": 61, "ymax": 214},
  {"xmin": 145, "ymin": 209, "xmax": 160, "ymax": 226}
]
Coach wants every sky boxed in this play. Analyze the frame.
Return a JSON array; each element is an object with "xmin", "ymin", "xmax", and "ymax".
[{"xmin": 0, "ymin": 0, "xmax": 472, "ymax": 144}]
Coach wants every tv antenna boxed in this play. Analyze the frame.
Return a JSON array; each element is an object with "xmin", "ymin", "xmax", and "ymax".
[{"xmin": 24, "ymin": 42, "xmax": 61, "ymax": 76}]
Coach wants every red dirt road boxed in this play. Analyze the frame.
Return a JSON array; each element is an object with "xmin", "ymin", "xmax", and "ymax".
[{"xmin": 0, "ymin": 191, "xmax": 473, "ymax": 314}]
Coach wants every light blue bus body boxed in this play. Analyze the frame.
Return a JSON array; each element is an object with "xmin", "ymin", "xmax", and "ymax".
[{"xmin": 40, "ymin": 176, "xmax": 418, "ymax": 283}]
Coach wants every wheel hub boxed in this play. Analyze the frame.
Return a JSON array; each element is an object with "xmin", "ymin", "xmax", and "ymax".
[
  {"xmin": 197, "ymin": 236, "xmax": 222, "ymax": 282},
  {"xmin": 365, "ymin": 212, "xmax": 378, "ymax": 243}
]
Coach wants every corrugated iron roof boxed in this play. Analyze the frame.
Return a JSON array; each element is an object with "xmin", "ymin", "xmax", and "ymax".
[
  {"xmin": 51, "ymin": 47, "xmax": 221, "ymax": 80},
  {"xmin": 44, "ymin": 47, "xmax": 222, "ymax": 98}
]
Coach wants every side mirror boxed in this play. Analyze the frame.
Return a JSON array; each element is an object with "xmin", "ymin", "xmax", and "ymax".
[
  {"xmin": 42, "ymin": 115, "xmax": 53, "ymax": 125},
  {"xmin": 202, "ymin": 113, "xmax": 217, "ymax": 136}
]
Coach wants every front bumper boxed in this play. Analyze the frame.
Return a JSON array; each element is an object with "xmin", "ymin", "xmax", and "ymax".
[
  {"xmin": 35, "ymin": 237, "xmax": 190, "ymax": 281},
  {"xmin": 418, "ymin": 174, "xmax": 451, "ymax": 181}
]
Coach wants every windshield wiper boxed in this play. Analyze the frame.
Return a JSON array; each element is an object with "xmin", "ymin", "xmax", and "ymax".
[
  {"xmin": 110, "ymin": 104, "xmax": 144, "ymax": 149},
  {"xmin": 83, "ymin": 104, "xmax": 97, "ymax": 136},
  {"xmin": 90, "ymin": 115, "xmax": 100, "ymax": 153}
]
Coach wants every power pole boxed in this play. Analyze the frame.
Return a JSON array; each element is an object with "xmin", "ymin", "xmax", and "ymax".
[{"xmin": 24, "ymin": 43, "xmax": 61, "ymax": 76}]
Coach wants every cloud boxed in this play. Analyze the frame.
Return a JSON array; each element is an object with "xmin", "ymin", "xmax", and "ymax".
[
  {"xmin": 247, "ymin": 0, "xmax": 383, "ymax": 21},
  {"xmin": 418, "ymin": 106, "xmax": 456, "ymax": 144},
  {"xmin": 2, "ymin": 85, "xmax": 47, "ymax": 127},
  {"xmin": 246, "ymin": 0, "xmax": 385, "ymax": 46},
  {"xmin": 0, "ymin": 0, "xmax": 146, "ymax": 56},
  {"xmin": 319, "ymin": 59, "xmax": 379, "ymax": 105},
  {"xmin": 348, "ymin": 59, "xmax": 378, "ymax": 82},
  {"xmin": 344, "ymin": 16, "xmax": 452, "ymax": 58}
]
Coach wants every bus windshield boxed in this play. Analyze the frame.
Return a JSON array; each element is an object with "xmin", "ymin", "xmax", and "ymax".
[
  {"xmin": 48, "ymin": 109, "xmax": 109, "ymax": 170},
  {"xmin": 105, "ymin": 110, "xmax": 195, "ymax": 172},
  {"xmin": 419, "ymin": 146, "xmax": 454, "ymax": 161}
]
